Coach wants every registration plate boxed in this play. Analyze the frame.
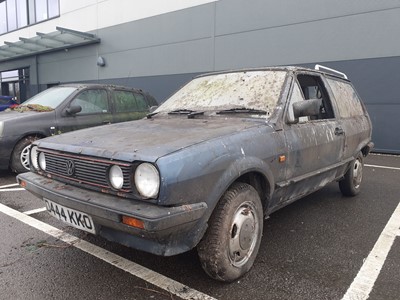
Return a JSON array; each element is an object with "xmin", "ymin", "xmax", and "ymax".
[{"xmin": 44, "ymin": 199, "xmax": 96, "ymax": 234}]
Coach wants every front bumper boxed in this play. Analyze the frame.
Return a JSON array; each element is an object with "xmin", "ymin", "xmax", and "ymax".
[{"xmin": 17, "ymin": 172, "xmax": 208, "ymax": 256}]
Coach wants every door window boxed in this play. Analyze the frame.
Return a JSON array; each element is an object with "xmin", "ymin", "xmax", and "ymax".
[
  {"xmin": 287, "ymin": 82, "xmax": 309, "ymax": 123},
  {"xmin": 326, "ymin": 78, "xmax": 364, "ymax": 118},
  {"xmin": 71, "ymin": 89, "xmax": 109, "ymax": 114},
  {"xmin": 134, "ymin": 93, "xmax": 149, "ymax": 111},
  {"xmin": 114, "ymin": 90, "xmax": 140, "ymax": 112},
  {"xmin": 296, "ymin": 74, "xmax": 335, "ymax": 120}
]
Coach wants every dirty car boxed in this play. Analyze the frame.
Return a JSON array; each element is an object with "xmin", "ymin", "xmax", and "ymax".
[
  {"xmin": 0, "ymin": 84, "xmax": 157, "ymax": 173},
  {"xmin": 18, "ymin": 66, "xmax": 373, "ymax": 282}
]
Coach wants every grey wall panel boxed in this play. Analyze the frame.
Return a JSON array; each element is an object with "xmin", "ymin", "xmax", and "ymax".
[
  {"xmin": 94, "ymin": 2, "xmax": 215, "ymax": 78},
  {"xmin": 97, "ymin": 38, "xmax": 214, "ymax": 78},
  {"xmin": 39, "ymin": 52, "xmax": 98, "ymax": 83},
  {"xmin": 98, "ymin": 3, "xmax": 215, "ymax": 54},
  {"xmin": 214, "ymin": 7, "xmax": 400, "ymax": 70},
  {"xmin": 215, "ymin": 0, "xmax": 400, "ymax": 36},
  {"xmin": 38, "ymin": 44, "xmax": 98, "ymax": 63},
  {"xmin": 37, "ymin": 43, "xmax": 99, "ymax": 83},
  {"xmin": 365, "ymin": 104, "xmax": 400, "ymax": 153}
]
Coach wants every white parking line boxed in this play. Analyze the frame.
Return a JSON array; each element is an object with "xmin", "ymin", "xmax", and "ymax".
[
  {"xmin": 0, "ymin": 203, "xmax": 216, "ymax": 300},
  {"xmin": 342, "ymin": 201, "xmax": 400, "ymax": 300},
  {"xmin": 365, "ymin": 164, "xmax": 400, "ymax": 171},
  {"xmin": 24, "ymin": 207, "xmax": 47, "ymax": 215},
  {"xmin": 0, "ymin": 188, "xmax": 26, "ymax": 192},
  {"xmin": 0, "ymin": 183, "xmax": 19, "ymax": 188},
  {"xmin": 0, "ymin": 183, "xmax": 26, "ymax": 192}
]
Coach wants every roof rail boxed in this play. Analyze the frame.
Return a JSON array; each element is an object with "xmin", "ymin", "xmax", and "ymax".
[{"xmin": 314, "ymin": 64, "xmax": 348, "ymax": 79}]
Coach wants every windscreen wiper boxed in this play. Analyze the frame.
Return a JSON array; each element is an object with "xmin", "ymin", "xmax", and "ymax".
[
  {"xmin": 168, "ymin": 109, "xmax": 204, "ymax": 119},
  {"xmin": 216, "ymin": 108, "xmax": 267, "ymax": 115},
  {"xmin": 187, "ymin": 111, "xmax": 204, "ymax": 119},
  {"xmin": 168, "ymin": 109, "xmax": 195, "ymax": 115}
]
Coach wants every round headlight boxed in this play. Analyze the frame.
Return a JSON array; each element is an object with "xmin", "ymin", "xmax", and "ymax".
[
  {"xmin": 38, "ymin": 152, "xmax": 46, "ymax": 170},
  {"xmin": 134, "ymin": 163, "xmax": 160, "ymax": 199},
  {"xmin": 30, "ymin": 146, "xmax": 39, "ymax": 170},
  {"xmin": 109, "ymin": 165, "xmax": 124, "ymax": 189}
]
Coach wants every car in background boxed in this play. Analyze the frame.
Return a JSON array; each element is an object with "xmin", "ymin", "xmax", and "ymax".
[
  {"xmin": 18, "ymin": 66, "xmax": 373, "ymax": 281},
  {"xmin": 0, "ymin": 84, "xmax": 157, "ymax": 173},
  {"xmin": 0, "ymin": 96, "xmax": 18, "ymax": 111}
]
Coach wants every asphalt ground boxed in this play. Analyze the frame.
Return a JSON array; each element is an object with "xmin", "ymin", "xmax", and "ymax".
[{"xmin": 0, "ymin": 153, "xmax": 399, "ymax": 300}]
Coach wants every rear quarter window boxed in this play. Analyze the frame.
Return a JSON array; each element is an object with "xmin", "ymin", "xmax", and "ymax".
[
  {"xmin": 114, "ymin": 90, "xmax": 139, "ymax": 112},
  {"xmin": 327, "ymin": 78, "xmax": 364, "ymax": 118}
]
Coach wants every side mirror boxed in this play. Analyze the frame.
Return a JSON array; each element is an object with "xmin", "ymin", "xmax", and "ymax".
[
  {"xmin": 66, "ymin": 105, "xmax": 82, "ymax": 115},
  {"xmin": 293, "ymin": 98, "xmax": 322, "ymax": 119}
]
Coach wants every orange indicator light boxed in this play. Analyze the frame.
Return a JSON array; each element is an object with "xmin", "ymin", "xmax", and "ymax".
[
  {"xmin": 122, "ymin": 216, "xmax": 145, "ymax": 229},
  {"xmin": 19, "ymin": 180, "xmax": 26, "ymax": 188},
  {"xmin": 279, "ymin": 155, "xmax": 286, "ymax": 163}
]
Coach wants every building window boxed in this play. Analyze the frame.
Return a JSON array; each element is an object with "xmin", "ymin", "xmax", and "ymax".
[
  {"xmin": 0, "ymin": 1, "xmax": 7, "ymax": 34},
  {"xmin": 6, "ymin": 0, "xmax": 17, "ymax": 31},
  {"xmin": 16, "ymin": 0, "xmax": 28, "ymax": 27},
  {"xmin": 35, "ymin": 0, "xmax": 47, "ymax": 22},
  {"xmin": 0, "ymin": 0, "xmax": 60, "ymax": 35}
]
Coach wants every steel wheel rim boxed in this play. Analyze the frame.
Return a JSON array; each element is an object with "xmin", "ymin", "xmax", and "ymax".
[
  {"xmin": 20, "ymin": 145, "xmax": 31, "ymax": 170},
  {"xmin": 353, "ymin": 158, "xmax": 363, "ymax": 189},
  {"xmin": 228, "ymin": 201, "xmax": 260, "ymax": 267}
]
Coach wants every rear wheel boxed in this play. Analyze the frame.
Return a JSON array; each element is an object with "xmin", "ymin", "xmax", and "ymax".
[
  {"xmin": 197, "ymin": 182, "xmax": 263, "ymax": 282},
  {"xmin": 339, "ymin": 152, "xmax": 364, "ymax": 196},
  {"xmin": 10, "ymin": 136, "xmax": 39, "ymax": 173}
]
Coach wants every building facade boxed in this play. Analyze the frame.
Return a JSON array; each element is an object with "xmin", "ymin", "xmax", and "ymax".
[{"xmin": 0, "ymin": 0, "xmax": 399, "ymax": 153}]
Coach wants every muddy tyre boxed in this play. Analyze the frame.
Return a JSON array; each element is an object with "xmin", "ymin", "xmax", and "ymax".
[
  {"xmin": 339, "ymin": 152, "xmax": 364, "ymax": 197},
  {"xmin": 10, "ymin": 136, "xmax": 39, "ymax": 174},
  {"xmin": 197, "ymin": 182, "xmax": 263, "ymax": 282}
]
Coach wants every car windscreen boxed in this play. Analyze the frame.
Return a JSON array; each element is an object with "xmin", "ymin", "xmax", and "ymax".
[
  {"xmin": 22, "ymin": 87, "xmax": 77, "ymax": 109},
  {"xmin": 155, "ymin": 70, "xmax": 287, "ymax": 117}
]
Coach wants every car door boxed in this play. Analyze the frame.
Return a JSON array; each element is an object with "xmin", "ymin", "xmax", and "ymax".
[
  {"xmin": 111, "ymin": 89, "xmax": 149, "ymax": 123},
  {"xmin": 56, "ymin": 88, "xmax": 112, "ymax": 134},
  {"xmin": 277, "ymin": 73, "xmax": 345, "ymax": 205},
  {"xmin": 325, "ymin": 77, "xmax": 372, "ymax": 160}
]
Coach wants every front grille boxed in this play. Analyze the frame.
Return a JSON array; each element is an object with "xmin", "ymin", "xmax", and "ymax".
[{"xmin": 41, "ymin": 150, "xmax": 132, "ymax": 192}]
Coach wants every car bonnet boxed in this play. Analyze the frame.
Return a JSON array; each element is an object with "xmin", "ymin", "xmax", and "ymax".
[{"xmin": 35, "ymin": 118, "xmax": 266, "ymax": 163}]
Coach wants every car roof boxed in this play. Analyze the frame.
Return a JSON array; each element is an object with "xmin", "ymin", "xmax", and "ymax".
[{"xmin": 196, "ymin": 66, "xmax": 350, "ymax": 81}]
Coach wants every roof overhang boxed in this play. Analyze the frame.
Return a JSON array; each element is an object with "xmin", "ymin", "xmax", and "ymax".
[{"xmin": 0, "ymin": 27, "xmax": 100, "ymax": 63}]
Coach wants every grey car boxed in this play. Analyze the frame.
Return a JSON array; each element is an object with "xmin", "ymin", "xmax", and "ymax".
[
  {"xmin": 0, "ymin": 84, "xmax": 157, "ymax": 173},
  {"xmin": 18, "ymin": 66, "xmax": 373, "ymax": 281}
]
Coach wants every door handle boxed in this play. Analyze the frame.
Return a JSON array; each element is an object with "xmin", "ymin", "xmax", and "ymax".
[
  {"xmin": 103, "ymin": 120, "xmax": 111, "ymax": 124},
  {"xmin": 334, "ymin": 127, "xmax": 344, "ymax": 135}
]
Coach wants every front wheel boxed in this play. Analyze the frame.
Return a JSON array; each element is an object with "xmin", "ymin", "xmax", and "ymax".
[
  {"xmin": 339, "ymin": 152, "xmax": 364, "ymax": 196},
  {"xmin": 10, "ymin": 136, "xmax": 39, "ymax": 174},
  {"xmin": 197, "ymin": 182, "xmax": 263, "ymax": 282}
]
